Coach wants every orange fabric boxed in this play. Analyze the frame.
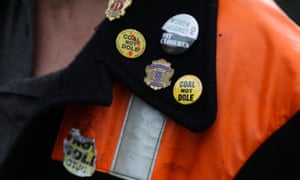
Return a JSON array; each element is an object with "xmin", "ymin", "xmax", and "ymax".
[
  {"xmin": 51, "ymin": 81, "xmax": 132, "ymax": 173},
  {"xmin": 151, "ymin": 1, "xmax": 300, "ymax": 179},
  {"xmin": 52, "ymin": 0, "xmax": 300, "ymax": 179}
]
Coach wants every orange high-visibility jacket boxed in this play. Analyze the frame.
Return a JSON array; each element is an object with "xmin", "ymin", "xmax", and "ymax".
[
  {"xmin": 2, "ymin": 0, "xmax": 300, "ymax": 179},
  {"xmin": 50, "ymin": 0, "xmax": 300, "ymax": 179}
]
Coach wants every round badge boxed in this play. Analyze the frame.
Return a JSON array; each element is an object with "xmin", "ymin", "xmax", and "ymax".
[
  {"xmin": 116, "ymin": 29, "xmax": 146, "ymax": 58},
  {"xmin": 173, "ymin": 74, "xmax": 203, "ymax": 105},
  {"xmin": 160, "ymin": 14, "xmax": 199, "ymax": 55}
]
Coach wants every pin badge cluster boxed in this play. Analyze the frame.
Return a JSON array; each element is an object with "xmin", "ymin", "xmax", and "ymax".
[
  {"xmin": 160, "ymin": 14, "xmax": 199, "ymax": 55},
  {"xmin": 105, "ymin": 0, "xmax": 132, "ymax": 21},
  {"xmin": 116, "ymin": 29, "xmax": 146, "ymax": 58},
  {"xmin": 112, "ymin": 11, "xmax": 202, "ymax": 104}
]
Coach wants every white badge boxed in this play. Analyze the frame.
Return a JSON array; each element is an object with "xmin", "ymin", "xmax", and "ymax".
[{"xmin": 161, "ymin": 14, "xmax": 199, "ymax": 55}]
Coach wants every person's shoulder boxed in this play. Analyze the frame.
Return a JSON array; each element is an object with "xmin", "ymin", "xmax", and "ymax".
[{"xmin": 219, "ymin": 0, "xmax": 300, "ymax": 48}]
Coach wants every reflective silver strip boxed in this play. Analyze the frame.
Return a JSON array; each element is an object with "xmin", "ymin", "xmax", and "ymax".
[{"xmin": 110, "ymin": 95, "xmax": 167, "ymax": 180}]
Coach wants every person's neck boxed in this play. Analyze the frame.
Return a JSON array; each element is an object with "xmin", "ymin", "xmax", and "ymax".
[
  {"xmin": 32, "ymin": 0, "xmax": 107, "ymax": 77},
  {"xmin": 39, "ymin": 0, "xmax": 107, "ymax": 24}
]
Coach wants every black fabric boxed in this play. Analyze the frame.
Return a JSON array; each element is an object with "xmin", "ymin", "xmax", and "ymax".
[
  {"xmin": 0, "ymin": 0, "xmax": 34, "ymax": 85},
  {"xmin": 0, "ymin": 70, "xmax": 63, "ymax": 166},
  {"xmin": 235, "ymin": 111, "xmax": 300, "ymax": 180},
  {"xmin": 0, "ymin": 103, "xmax": 121, "ymax": 180}
]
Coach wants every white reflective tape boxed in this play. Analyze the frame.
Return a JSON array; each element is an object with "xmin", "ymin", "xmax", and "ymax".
[{"xmin": 111, "ymin": 95, "xmax": 167, "ymax": 180}]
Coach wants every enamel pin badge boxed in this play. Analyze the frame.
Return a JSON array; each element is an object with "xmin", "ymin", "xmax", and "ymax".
[
  {"xmin": 105, "ymin": 0, "xmax": 132, "ymax": 21},
  {"xmin": 63, "ymin": 129, "xmax": 97, "ymax": 177},
  {"xmin": 144, "ymin": 59, "xmax": 174, "ymax": 90}
]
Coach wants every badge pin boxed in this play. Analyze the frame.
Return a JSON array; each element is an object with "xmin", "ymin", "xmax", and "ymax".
[
  {"xmin": 116, "ymin": 29, "xmax": 146, "ymax": 58},
  {"xmin": 63, "ymin": 129, "xmax": 97, "ymax": 177},
  {"xmin": 144, "ymin": 59, "xmax": 174, "ymax": 90},
  {"xmin": 173, "ymin": 74, "xmax": 203, "ymax": 105},
  {"xmin": 105, "ymin": 0, "xmax": 132, "ymax": 21},
  {"xmin": 160, "ymin": 14, "xmax": 199, "ymax": 55}
]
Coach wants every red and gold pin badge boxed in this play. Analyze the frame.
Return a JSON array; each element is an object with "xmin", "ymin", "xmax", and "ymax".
[
  {"xmin": 105, "ymin": 0, "xmax": 132, "ymax": 21},
  {"xmin": 116, "ymin": 29, "xmax": 146, "ymax": 58}
]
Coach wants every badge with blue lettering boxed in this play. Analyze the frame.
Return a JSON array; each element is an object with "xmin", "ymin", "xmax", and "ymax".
[
  {"xmin": 160, "ymin": 14, "xmax": 199, "ymax": 55},
  {"xmin": 116, "ymin": 29, "xmax": 146, "ymax": 58},
  {"xmin": 173, "ymin": 74, "xmax": 203, "ymax": 105},
  {"xmin": 105, "ymin": 0, "xmax": 132, "ymax": 21},
  {"xmin": 144, "ymin": 59, "xmax": 174, "ymax": 90},
  {"xmin": 63, "ymin": 128, "xmax": 97, "ymax": 177}
]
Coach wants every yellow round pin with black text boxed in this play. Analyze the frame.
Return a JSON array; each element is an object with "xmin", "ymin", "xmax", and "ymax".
[
  {"xmin": 116, "ymin": 29, "xmax": 146, "ymax": 58},
  {"xmin": 173, "ymin": 74, "xmax": 203, "ymax": 105}
]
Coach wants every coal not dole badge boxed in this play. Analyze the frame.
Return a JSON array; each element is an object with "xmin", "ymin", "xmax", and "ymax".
[
  {"xmin": 161, "ymin": 14, "xmax": 199, "ymax": 55},
  {"xmin": 173, "ymin": 74, "xmax": 203, "ymax": 105},
  {"xmin": 63, "ymin": 128, "xmax": 97, "ymax": 177},
  {"xmin": 116, "ymin": 29, "xmax": 146, "ymax": 58}
]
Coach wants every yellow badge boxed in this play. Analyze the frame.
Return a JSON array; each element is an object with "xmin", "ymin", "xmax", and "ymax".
[
  {"xmin": 173, "ymin": 74, "xmax": 203, "ymax": 105},
  {"xmin": 116, "ymin": 29, "xmax": 146, "ymax": 58},
  {"xmin": 105, "ymin": 0, "xmax": 132, "ymax": 21},
  {"xmin": 63, "ymin": 129, "xmax": 97, "ymax": 177},
  {"xmin": 144, "ymin": 59, "xmax": 174, "ymax": 90}
]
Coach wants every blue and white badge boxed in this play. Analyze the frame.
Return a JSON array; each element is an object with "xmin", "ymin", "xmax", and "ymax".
[
  {"xmin": 160, "ymin": 14, "xmax": 199, "ymax": 55},
  {"xmin": 144, "ymin": 59, "xmax": 174, "ymax": 90}
]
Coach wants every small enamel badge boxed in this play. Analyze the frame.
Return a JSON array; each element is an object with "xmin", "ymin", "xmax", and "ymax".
[
  {"xmin": 63, "ymin": 129, "xmax": 97, "ymax": 177},
  {"xmin": 144, "ymin": 59, "xmax": 174, "ymax": 90},
  {"xmin": 173, "ymin": 74, "xmax": 203, "ymax": 105},
  {"xmin": 105, "ymin": 0, "xmax": 132, "ymax": 21}
]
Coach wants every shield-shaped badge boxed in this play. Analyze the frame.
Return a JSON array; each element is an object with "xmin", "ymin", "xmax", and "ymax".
[
  {"xmin": 144, "ymin": 59, "xmax": 174, "ymax": 90},
  {"xmin": 105, "ymin": 0, "xmax": 132, "ymax": 21},
  {"xmin": 63, "ymin": 129, "xmax": 97, "ymax": 177}
]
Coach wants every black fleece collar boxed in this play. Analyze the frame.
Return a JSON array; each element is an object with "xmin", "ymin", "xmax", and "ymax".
[{"xmin": 36, "ymin": 0, "xmax": 218, "ymax": 132}]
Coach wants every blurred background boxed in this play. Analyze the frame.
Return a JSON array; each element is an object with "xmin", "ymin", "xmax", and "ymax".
[{"xmin": 275, "ymin": 0, "xmax": 300, "ymax": 25}]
